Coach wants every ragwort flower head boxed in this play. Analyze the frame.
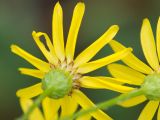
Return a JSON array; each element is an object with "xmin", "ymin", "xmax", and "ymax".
[
  {"xmin": 12, "ymin": 2, "xmax": 132, "ymax": 120},
  {"xmin": 108, "ymin": 17, "xmax": 160, "ymax": 120}
]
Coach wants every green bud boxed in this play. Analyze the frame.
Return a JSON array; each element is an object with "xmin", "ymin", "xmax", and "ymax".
[
  {"xmin": 141, "ymin": 73, "xmax": 160, "ymax": 100},
  {"xmin": 42, "ymin": 69, "xmax": 73, "ymax": 99}
]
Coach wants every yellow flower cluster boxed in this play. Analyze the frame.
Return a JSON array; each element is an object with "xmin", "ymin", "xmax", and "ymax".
[
  {"xmin": 108, "ymin": 18, "xmax": 160, "ymax": 120},
  {"xmin": 10, "ymin": 1, "xmax": 160, "ymax": 120},
  {"xmin": 12, "ymin": 2, "xmax": 132, "ymax": 120}
]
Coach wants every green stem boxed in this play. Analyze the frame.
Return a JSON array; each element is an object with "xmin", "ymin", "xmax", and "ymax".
[
  {"xmin": 16, "ymin": 87, "xmax": 54, "ymax": 120},
  {"xmin": 61, "ymin": 88, "xmax": 144, "ymax": 120}
]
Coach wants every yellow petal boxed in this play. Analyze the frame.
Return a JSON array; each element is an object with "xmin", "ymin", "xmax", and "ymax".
[
  {"xmin": 32, "ymin": 31, "xmax": 58, "ymax": 65},
  {"xmin": 19, "ymin": 68, "xmax": 44, "ymax": 79},
  {"xmin": 52, "ymin": 2, "xmax": 65, "ymax": 61},
  {"xmin": 20, "ymin": 98, "xmax": 44, "ymax": 120},
  {"xmin": 79, "ymin": 76, "xmax": 134, "ymax": 93},
  {"xmin": 66, "ymin": 2, "xmax": 85, "ymax": 63},
  {"xmin": 77, "ymin": 48, "xmax": 132, "ymax": 74},
  {"xmin": 74, "ymin": 25, "xmax": 119, "ymax": 68},
  {"xmin": 119, "ymin": 95, "xmax": 146, "ymax": 107},
  {"xmin": 11, "ymin": 45, "xmax": 50, "ymax": 72},
  {"xmin": 109, "ymin": 40, "xmax": 153, "ymax": 74},
  {"xmin": 156, "ymin": 17, "xmax": 160, "ymax": 61},
  {"xmin": 107, "ymin": 63, "xmax": 145, "ymax": 85},
  {"xmin": 72, "ymin": 90, "xmax": 112, "ymax": 120},
  {"xmin": 141, "ymin": 18, "xmax": 159, "ymax": 70},
  {"xmin": 60, "ymin": 95, "xmax": 78, "ymax": 117},
  {"xmin": 76, "ymin": 111, "xmax": 91, "ymax": 120},
  {"xmin": 42, "ymin": 97, "xmax": 61, "ymax": 120},
  {"xmin": 16, "ymin": 83, "xmax": 43, "ymax": 98},
  {"xmin": 96, "ymin": 76, "xmax": 131, "ymax": 84},
  {"xmin": 157, "ymin": 105, "xmax": 160, "ymax": 120},
  {"xmin": 138, "ymin": 101, "xmax": 159, "ymax": 120}
]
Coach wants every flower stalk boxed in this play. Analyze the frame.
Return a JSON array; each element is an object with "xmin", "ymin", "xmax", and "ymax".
[
  {"xmin": 16, "ymin": 87, "xmax": 54, "ymax": 120},
  {"xmin": 61, "ymin": 88, "xmax": 144, "ymax": 120}
]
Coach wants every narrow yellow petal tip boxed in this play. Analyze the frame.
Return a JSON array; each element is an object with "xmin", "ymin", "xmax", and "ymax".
[
  {"xmin": 11, "ymin": 45, "xmax": 23, "ymax": 55},
  {"xmin": 10, "ymin": 44, "xmax": 16, "ymax": 48},
  {"xmin": 77, "ymin": 2, "xmax": 85, "ymax": 7},
  {"xmin": 16, "ymin": 90, "xmax": 21, "ymax": 97},
  {"xmin": 110, "ymin": 25, "xmax": 119, "ymax": 34},
  {"xmin": 10, "ymin": 44, "xmax": 18, "ymax": 52},
  {"xmin": 142, "ymin": 18, "xmax": 150, "ymax": 30},
  {"xmin": 112, "ymin": 25, "xmax": 119, "ymax": 30},
  {"xmin": 55, "ymin": 1, "xmax": 62, "ymax": 9},
  {"xmin": 32, "ymin": 31, "xmax": 36, "ymax": 36},
  {"xmin": 56, "ymin": 1, "xmax": 60, "ymax": 5},
  {"xmin": 18, "ymin": 68, "xmax": 23, "ymax": 73},
  {"xmin": 77, "ymin": 2, "xmax": 85, "ymax": 11},
  {"xmin": 54, "ymin": 2, "xmax": 62, "ymax": 14},
  {"xmin": 143, "ymin": 18, "xmax": 149, "ymax": 24}
]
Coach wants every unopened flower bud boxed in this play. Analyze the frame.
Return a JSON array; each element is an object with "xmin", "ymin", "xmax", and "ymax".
[
  {"xmin": 42, "ymin": 69, "xmax": 72, "ymax": 99},
  {"xmin": 141, "ymin": 73, "xmax": 160, "ymax": 100}
]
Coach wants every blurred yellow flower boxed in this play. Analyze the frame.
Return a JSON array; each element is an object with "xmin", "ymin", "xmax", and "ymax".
[
  {"xmin": 11, "ymin": 2, "xmax": 132, "ymax": 120},
  {"xmin": 20, "ymin": 98, "xmax": 46, "ymax": 120},
  {"xmin": 108, "ymin": 18, "xmax": 160, "ymax": 120}
]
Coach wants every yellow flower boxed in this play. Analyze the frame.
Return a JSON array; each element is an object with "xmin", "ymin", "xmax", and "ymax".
[
  {"xmin": 20, "ymin": 97, "xmax": 106, "ymax": 120},
  {"xmin": 107, "ymin": 17, "xmax": 160, "ymax": 120},
  {"xmin": 11, "ymin": 2, "xmax": 132, "ymax": 120},
  {"xmin": 20, "ymin": 98, "xmax": 45, "ymax": 120}
]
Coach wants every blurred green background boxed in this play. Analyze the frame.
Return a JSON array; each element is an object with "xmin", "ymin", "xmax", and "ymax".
[{"xmin": 0, "ymin": 0, "xmax": 160, "ymax": 119}]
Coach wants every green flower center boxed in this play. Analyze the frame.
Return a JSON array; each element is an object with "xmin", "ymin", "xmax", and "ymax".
[
  {"xmin": 42, "ymin": 69, "xmax": 73, "ymax": 99},
  {"xmin": 141, "ymin": 73, "xmax": 160, "ymax": 100}
]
